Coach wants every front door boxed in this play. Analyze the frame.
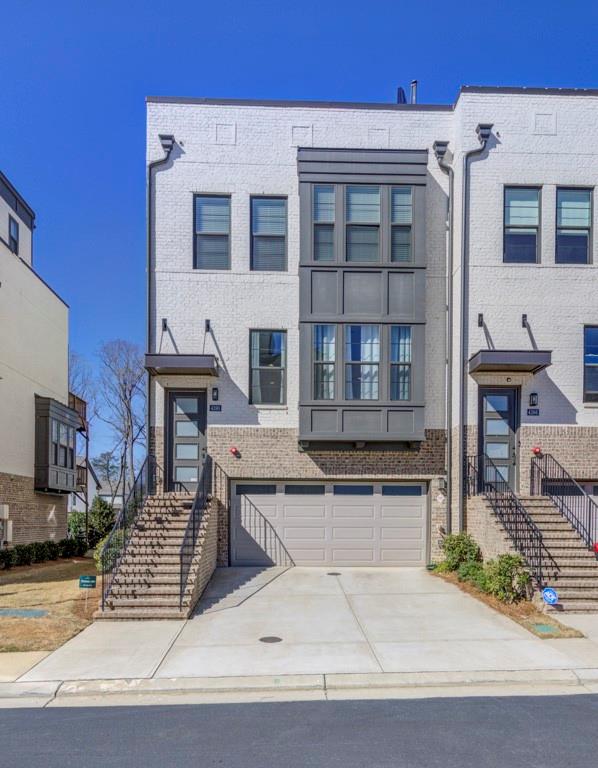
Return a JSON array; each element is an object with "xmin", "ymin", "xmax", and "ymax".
[
  {"xmin": 479, "ymin": 387, "xmax": 518, "ymax": 490},
  {"xmin": 166, "ymin": 390, "xmax": 207, "ymax": 493}
]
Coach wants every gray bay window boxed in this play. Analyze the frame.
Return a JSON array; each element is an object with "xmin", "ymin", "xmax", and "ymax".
[
  {"xmin": 345, "ymin": 325, "xmax": 380, "ymax": 400},
  {"xmin": 556, "ymin": 188, "xmax": 591, "ymax": 264},
  {"xmin": 251, "ymin": 197, "xmax": 287, "ymax": 271},
  {"xmin": 346, "ymin": 186, "xmax": 380, "ymax": 263},
  {"xmin": 504, "ymin": 187, "xmax": 540, "ymax": 263},
  {"xmin": 194, "ymin": 195, "xmax": 230, "ymax": 269},
  {"xmin": 250, "ymin": 330, "xmax": 287, "ymax": 404}
]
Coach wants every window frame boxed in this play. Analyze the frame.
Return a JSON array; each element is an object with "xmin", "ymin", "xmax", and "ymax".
[
  {"xmin": 503, "ymin": 186, "xmax": 541, "ymax": 264},
  {"xmin": 389, "ymin": 325, "xmax": 413, "ymax": 401},
  {"xmin": 193, "ymin": 194, "xmax": 231, "ymax": 270},
  {"xmin": 313, "ymin": 324, "xmax": 336, "ymax": 401},
  {"xmin": 583, "ymin": 325, "xmax": 598, "ymax": 403},
  {"xmin": 555, "ymin": 187, "xmax": 593, "ymax": 265},
  {"xmin": 344, "ymin": 324, "xmax": 381, "ymax": 401},
  {"xmin": 345, "ymin": 185, "xmax": 381, "ymax": 264},
  {"xmin": 249, "ymin": 329, "xmax": 287, "ymax": 406},
  {"xmin": 250, "ymin": 195, "xmax": 288, "ymax": 272},
  {"xmin": 390, "ymin": 186, "xmax": 413, "ymax": 264},
  {"xmin": 8, "ymin": 215, "xmax": 19, "ymax": 255},
  {"xmin": 312, "ymin": 185, "xmax": 335, "ymax": 262}
]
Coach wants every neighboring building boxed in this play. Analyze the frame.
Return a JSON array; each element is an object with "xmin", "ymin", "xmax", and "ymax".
[
  {"xmin": 0, "ymin": 170, "xmax": 81, "ymax": 546},
  {"xmin": 144, "ymin": 85, "xmax": 598, "ymax": 571}
]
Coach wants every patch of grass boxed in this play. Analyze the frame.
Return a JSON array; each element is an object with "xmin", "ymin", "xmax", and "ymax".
[{"xmin": 0, "ymin": 559, "xmax": 100, "ymax": 652}]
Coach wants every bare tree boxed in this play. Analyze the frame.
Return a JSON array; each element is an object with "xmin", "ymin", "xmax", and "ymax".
[
  {"xmin": 96, "ymin": 340, "xmax": 146, "ymax": 492},
  {"xmin": 69, "ymin": 350, "xmax": 97, "ymax": 422},
  {"xmin": 91, "ymin": 450, "xmax": 122, "ymax": 507}
]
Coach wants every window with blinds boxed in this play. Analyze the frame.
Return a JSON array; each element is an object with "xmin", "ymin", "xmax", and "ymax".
[
  {"xmin": 390, "ymin": 326, "xmax": 412, "ymax": 400},
  {"xmin": 556, "ymin": 188, "xmax": 591, "ymax": 264},
  {"xmin": 313, "ymin": 186, "xmax": 335, "ymax": 261},
  {"xmin": 250, "ymin": 330, "xmax": 287, "ymax": 404},
  {"xmin": 251, "ymin": 197, "xmax": 287, "ymax": 271},
  {"xmin": 194, "ymin": 196, "xmax": 231, "ymax": 269},
  {"xmin": 504, "ymin": 187, "xmax": 540, "ymax": 263},
  {"xmin": 313, "ymin": 324, "xmax": 336, "ymax": 399},
  {"xmin": 346, "ymin": 186, "xmax": 380, "ymax": 263},
  {"xmin": 391, "ymin": 187, "xmax": 412, "ymax": 263},
  {"xmin": 344, "ymin": 325, "xmax": 380, "ymax": 400}
]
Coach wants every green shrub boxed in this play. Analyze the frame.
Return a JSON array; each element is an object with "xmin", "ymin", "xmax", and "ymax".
[
  {"xmin": 0, "ymin": 548, "xmax": 15, "ymax": 570},
  {"xmin": 93, "ymin": 529, "xmax": 125, "ymax": 573},
  {"xmin": 457, "ymin": 560, "xmax": 488, "ymax": 592},
  {"xmin": 45, "ymin": 540, "xmax": 59, "ymax": 560},
  {"xmin": 484, "ymin": 554, "xmax": 531, "ymax": 603},
  {"xmin": 31, "ymin": 541, "xmax": 49, "ymax": 563},
  {"xmin": 57, "ymin": 538, "xmax": 74, "ymax": 558},
  {"xmin": 68, "ymin": 510, "xmax": 87, "ymax": 541},
  {"xmin": 13, "ymin": 543, "xmax": 33, "ymax": 566},
  {"xmin": 89, "ymin": 497, "xmax": 115, "ymax": 546},
  {"xmin": 75, "ymin": 538, "xmax": 88, "ymax": 557},
  {"xmin": 441, "ymin": 533, "xmax": 481, "ymax": 571}
]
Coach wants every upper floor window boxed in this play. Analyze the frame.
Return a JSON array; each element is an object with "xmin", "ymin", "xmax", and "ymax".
[
  {"xmin": 251, "ymin": 197, "xmax": 287, "ymax": 271},
  {"xmin": 313, "ymin": 324, "xmax": 336, "ymax": 399},
  {"xmin": 345, "ymin": 324, "xmax": 380, "ymax": 400},
  {"xmin": 504, "ymin": 187, "xmax": 540, "ymax": 263},
  {"xmin": 51, "ymin": 419, "xmax": 75, "ymax": 470},
  {"xmin": 194, "ymin": 196, "xmax": 230, "ymax": 269},
  {"xmin": 250, "ymin": 330, "xmax": 287, "ymax": 404},
  {"xmin": 390, "ymin": 326, "xmax": 412, "ymax": 400},
  {"xmin": 584, "ymin": 326, "xmax": 598, "ymax": 403},
  {"xmin": 313, "ymin": 186, "xmax": 335, "ymax": 262},
  {"xmin": 8, "ymin": 216, "xmax": 19, "ymax": 255},
  {"xmin": 391, "ymin": 188, "xmax": 413, "ymax": 263},
  {"xmin": 346, "ymin": 186, "xmax": 380, "ymax": 263},
  {"xmin": 556, "ymin": 189, "xmax": 592, "ymax": 264}
]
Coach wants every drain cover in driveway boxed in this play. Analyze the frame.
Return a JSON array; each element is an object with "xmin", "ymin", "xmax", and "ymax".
[{"xmin": 259, "ymin": 636, "xmax": 283, "ymax": 643}]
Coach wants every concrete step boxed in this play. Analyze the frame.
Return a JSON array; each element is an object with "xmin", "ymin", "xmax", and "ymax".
[
  {"xmin": 553, "ymin": 579, "xmax": 598, "ymax": 588},
  {"xmin": 547, "ymin": 600, "xmax": 598, "ymax": 613},
  {"xmin": 95, "ymin": 607, "xmax": 188, "ymax": 620},
  {"xmin": 110, "ymin": 584, "xmax": 193, "ymax": 597},
  {"xmin": 537, "ymin": 531, "xmax": 583, "ymax": 541},
  {"xmin": 105, "ymin": 596, "xmax": 191, "ymax": 610},
  {"xmin": 554, "ymin": 569, "xmax": 598, "ymax": 579}
]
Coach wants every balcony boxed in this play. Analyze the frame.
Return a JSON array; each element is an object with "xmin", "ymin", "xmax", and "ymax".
[{"xmin": 69, "ymin": 392, "xmax": 88, "ymax": 431}]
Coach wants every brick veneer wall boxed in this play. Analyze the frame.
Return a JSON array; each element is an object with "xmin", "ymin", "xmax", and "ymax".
[
  {"xmin": 465, "ymin": 495, "xmax": 516, "ymax": 560},
  {"xmin": 519, "ymin": 425, "xmax": 598, "ymax": 492},
  {"xmin": 187, "ymin": 496, "xmax": 219, "ymax": 614},
  {"xmin": 0, "ymin": 471, "xmax": 67, "ymax": 545}
]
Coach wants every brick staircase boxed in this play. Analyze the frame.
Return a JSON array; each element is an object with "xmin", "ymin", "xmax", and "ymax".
[
  {"xmin": 518, "ymin": 495, "xmax": 598, "ymax": 612},
  {"xmin": 95, "ymin": 492, "xmax": 212, "ymax": 620}
]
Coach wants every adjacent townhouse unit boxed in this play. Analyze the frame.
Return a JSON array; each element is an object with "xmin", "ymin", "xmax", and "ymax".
[
  {"xmin": 0, "ymin": 170, "xmax": 83, "ymax": 546},
  {"xmin": 96, "ymin": 84, "xmax": 598, "ymax": 618}
]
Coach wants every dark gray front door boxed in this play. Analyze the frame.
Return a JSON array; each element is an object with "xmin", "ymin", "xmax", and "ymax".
[
  {"xmin": 166, "ymin": 390, "xmax": 207, "ymax": 493},
  {"xmin": 479, "ymin": 387, "xmax": 518, "ymax": 489}
]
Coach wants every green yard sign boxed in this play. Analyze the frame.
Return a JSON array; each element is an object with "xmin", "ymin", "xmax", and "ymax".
[{"xmin": 79, "ymin": 575, "xmax": 96, "ymax": 589}]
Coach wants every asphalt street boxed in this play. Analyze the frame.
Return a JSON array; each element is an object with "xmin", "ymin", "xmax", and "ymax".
[{"xmin": 2, "ymin": 694, "xmax": 598, "ymax": 767}]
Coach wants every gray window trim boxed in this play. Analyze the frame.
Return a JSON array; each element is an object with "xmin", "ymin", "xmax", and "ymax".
[
  {"xmin": 250, "ymin": 195, "xmax": 288, "ymax": 272},
  {"xmin": 389, "ymin": 324, "xmax": 413, "ymax": 401},
  {"xmin": 8, "ymin": 215, "xmax": 19, "ymax": 255},
  {"xmin": 249, "ymin": 328, "xmax": 288, "ymax": 405},
  {"xmin": 193, "ymin": 194, "xmax": 231, "ymax": 270},
  {"xmin": 555, "ymin": 187, "xmax": 593, "ymax": 265},
  {"xmin": 344, "ymin": 323, "xmax": 381, "ymax": 401},
  {"xmin": 503, "ymin": 186, "xmax": 542, "ymax": 264},
  {"xmin": 583, "ymin": 325, "xmax": 598, "ymax": 403}
]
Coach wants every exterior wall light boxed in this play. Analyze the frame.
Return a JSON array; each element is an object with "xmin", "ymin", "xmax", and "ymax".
[
  {"xmin": 212, "ymin": 387, "xmax": 219, "ymax": 401},
  {"xmin": 529, "ymin": 392, "xmax": 538, "ymax": 407}
]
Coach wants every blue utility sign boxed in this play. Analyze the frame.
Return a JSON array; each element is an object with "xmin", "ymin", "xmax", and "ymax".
[
  {"xmin": 542, "ymin": 587, "xmax": 559, "ymax": 606},
  {"xmin": 79, "ymin": 575, "xmax": 96, "ymax": 589}
]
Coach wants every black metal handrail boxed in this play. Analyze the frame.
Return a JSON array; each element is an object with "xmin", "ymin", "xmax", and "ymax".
[
  {"xmin": 100, "ymin": 455, "xmax": 161, "ymax": 609},
  {"xmin": 466, "ymin": 454, "xmax": 555, "ymax": 587},
  {"xmin": 531, "ymin": 452, "xmax": 598, "ymax": 550},
  {"xmin": 179, "ymin": 455, "xmax": 212, "ymax": 608}
]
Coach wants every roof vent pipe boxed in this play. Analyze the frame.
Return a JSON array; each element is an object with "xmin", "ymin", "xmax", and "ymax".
[
  {"xmin": 410, "ymin": 80, "xmax": 418, "ymax": 104},
  {"xmin": 396, "ymin": 87, "xmax": 407, "ymax": 104}
]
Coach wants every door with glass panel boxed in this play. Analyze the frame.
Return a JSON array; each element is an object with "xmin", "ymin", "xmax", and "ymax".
[
  {"xmin": 166, "ymin": 390, "xmax": 207, "ymax": 493},
  {"xmin": 479, "ymin": 387, "xmax": 518, "ymax": 490}
]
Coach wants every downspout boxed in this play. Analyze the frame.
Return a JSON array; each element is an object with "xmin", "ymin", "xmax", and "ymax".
[
  {"xmin": 146, "ymin": 134, "xmax": 175, "ymax": 480},
  {"xmin": 432, "ymin": 141, "xmax": 454, "ymax": 533},
  {"xmin": 457, "ymin": 124, "xmax": 493, "ymax": 530}
]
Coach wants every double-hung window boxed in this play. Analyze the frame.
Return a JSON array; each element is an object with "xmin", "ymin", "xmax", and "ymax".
[
  {"xmin": 194, "ymin": 195, "xmax": 231, "ymax": 269},
  {"xmin": 250, "ymin": 330, "xmax": 287, "ymax": 404},
  {"xmin": 8, "ymin": 216, "xmax": 19, "ymax": 255},
  {"xmin": 346, "ymin": 186, "xmax": 380, "ymax": 262},
  {"xmin": 584, "ymin": 326, "xmax": 598, "ymax": 403},
  {"xmin": 345, "ymin": 325, "xmax": 380, "ymax": 400},
  {"xmin": 390, "ymin": 326, "xmax": 412, "ymax": 400},
  {"xmin": 504, "ymin": 187, "xmax": 540, "ymax": 263},
  {"xmin": 556, "ymin": 189, "xmax": 591, "ymax": 264},
  {"xmin": 313, "ymin": 325, "xmax": 336, "ymax": 399},
  {"xmin": 313, "ymin": 186, "xmax": 335, "ymax": 261},
  {"xmin": 391, "ymin": 188, "xmax": 412, "ymax": 263},
  {"xmin": 251, "ymin": 197, "xmax": 287, "ymax": 271}
]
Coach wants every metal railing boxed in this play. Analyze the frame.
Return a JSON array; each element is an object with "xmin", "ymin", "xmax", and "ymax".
[
  {"xmin": 179, "ymin": 455, "xmax": 212, "ymax": 608},
  {"xmin": 466, "ymin": 454, "xmax": 555, "ymax": 587},
  {"xmin": 531, "ymin": 452, "xmax": 598, "ymax": 550},
  {"xmin": 100, "ymin": 455, "xmax": 161, "ymax": 609}
]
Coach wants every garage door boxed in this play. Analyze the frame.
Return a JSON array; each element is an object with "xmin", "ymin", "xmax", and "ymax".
[{"xmin": 230, "ymin": 482, "xmax": 427, "ymax": 567}]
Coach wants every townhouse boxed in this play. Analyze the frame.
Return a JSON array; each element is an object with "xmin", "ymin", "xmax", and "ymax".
[
  {"xmin": 0, "ymin": 170, "xmax": 83, "ymax": 546},
  {"xmin": 138, "ymin": 85, "xmax": 598, "ymax": 592}
]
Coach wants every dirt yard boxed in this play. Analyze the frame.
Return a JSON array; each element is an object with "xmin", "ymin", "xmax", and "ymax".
[{"xmin": 0, "ymin": 559, "xmax": 100, "ymax": 652}]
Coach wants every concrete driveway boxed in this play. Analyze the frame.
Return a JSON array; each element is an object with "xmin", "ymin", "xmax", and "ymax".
[{"xmin": 20, "ymin": 567, "xmax": 586, "ymax": 682}]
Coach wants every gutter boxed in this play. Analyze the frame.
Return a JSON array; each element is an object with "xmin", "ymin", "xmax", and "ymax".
[
  {"xmin": 146, "ymin": 134, "xmax": 176, "ymax": 463},
  {"xmin": 456, "ymin": 124, "xmax": 493, "ymax": 530}
]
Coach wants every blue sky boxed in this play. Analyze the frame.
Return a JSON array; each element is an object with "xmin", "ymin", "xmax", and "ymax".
[{"xmin": 2, "ymin": 0, "xmax": 597, "ymax": 452}]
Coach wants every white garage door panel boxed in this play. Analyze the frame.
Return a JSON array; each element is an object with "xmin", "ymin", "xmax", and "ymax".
[{"xmin": 231, "ymin": 483, "xmax": 428, "ymax": 567}]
